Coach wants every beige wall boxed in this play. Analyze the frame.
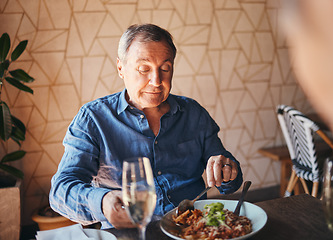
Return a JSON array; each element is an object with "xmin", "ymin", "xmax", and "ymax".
[{"xmin": 0, "ymin": 0, "xmax": 312, "ymax": 225}]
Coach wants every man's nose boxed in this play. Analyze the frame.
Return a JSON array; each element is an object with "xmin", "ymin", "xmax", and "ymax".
[{"xmin": 149, "ymin": 70, "xmax": 162, "ymax": 86}]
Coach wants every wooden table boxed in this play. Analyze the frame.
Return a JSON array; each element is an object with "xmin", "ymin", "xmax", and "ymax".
[
  {"xmin": 107, "ymin": 215, "xmax": 170, "ymax": 240},
  {"xmin": 105, "ymin": 194, "xmax": 333, "ymax": 240},
  {"xmin": 250, "ymin": 194, "xmax": 333, "ymax": 240}
]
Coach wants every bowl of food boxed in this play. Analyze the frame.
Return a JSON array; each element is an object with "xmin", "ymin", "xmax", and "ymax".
[{"xmin": 160, "ymin": 199, "xmax": 267, "ymax": 240}]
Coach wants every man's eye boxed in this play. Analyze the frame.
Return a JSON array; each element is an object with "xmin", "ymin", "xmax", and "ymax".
[
  {"xmin": 138, "ymin": 66, "xmax": 150, "ymax": 73},
  {"xmin": 161, "ymin": 65, "xmax": 171, "ymax": 72}
]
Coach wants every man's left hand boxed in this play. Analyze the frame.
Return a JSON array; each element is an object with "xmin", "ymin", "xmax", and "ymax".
[{"xmin": 206, "ymin": 155, "xmax": 238, "ymax": 187}]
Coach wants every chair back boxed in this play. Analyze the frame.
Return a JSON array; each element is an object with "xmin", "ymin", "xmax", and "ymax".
[{"xmin": 277, "ymin": 105, "xmax": 320, "ymax": 181}]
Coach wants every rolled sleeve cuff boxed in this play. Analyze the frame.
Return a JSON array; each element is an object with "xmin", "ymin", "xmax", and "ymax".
[
  {"xmin": 217, "ymin": 165, "xmax": 243, "ymax": 194},
  {"xmin": 88, "ymin": 188, "xmax": 110, "ymax": 222}
]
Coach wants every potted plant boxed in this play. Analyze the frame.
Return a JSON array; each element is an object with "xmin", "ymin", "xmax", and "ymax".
[{"xmin": 0, "ymin": 32, "xmax": 35, "ymax": 239}]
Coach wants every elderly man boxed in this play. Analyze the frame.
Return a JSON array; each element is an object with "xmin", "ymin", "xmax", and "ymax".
[{"xmin": 49, "ymin": 24, "xmax": 243, "ymax": 229}]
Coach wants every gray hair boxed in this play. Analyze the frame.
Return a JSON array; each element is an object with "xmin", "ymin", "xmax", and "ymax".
[{"xmin": 118, "ymin": 24, "xmax": 177, "ymax": 62}]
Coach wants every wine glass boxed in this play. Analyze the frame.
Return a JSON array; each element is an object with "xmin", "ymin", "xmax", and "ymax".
[
  {"xmin": 122, "ymin": 157, "xmax": 157, "ymax": 240},
  {"xmin": 322, "ymin": 157, "xmax": 333, "ymax": 231}
]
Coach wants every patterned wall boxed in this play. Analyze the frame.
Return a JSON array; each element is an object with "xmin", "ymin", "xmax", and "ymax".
[{"xmin": 0, "ymin": 0, "xmax": 312, "ymax": 225}]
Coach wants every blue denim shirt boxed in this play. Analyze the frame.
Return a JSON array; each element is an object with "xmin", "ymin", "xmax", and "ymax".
[{"xmin": 49, "ymin": 89, "xmax": 243, "ymax": 229}]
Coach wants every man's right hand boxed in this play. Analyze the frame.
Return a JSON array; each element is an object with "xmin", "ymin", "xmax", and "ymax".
[{"xmin": 102, "ymin": 190, "xmax": 136, "ymax": 229}]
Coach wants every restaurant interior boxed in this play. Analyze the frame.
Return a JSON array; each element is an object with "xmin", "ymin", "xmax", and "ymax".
[{"xmin": 0, "ymin": 0, "xmax": 332, "ymax": 239}]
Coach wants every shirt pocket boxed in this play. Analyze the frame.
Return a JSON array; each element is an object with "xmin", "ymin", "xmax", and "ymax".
[
  {"xmin": 177, "ymin": 139, "xmax": 201, "ymax": 157},
  {"xmin": 173, "ymin": 139, "xmax": 203, "ymax": 176}
]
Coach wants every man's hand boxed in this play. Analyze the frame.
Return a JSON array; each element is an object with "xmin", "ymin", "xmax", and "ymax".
[
  {"xmin": 102, "ymin": 190, "xmax": 136, "ymax": 229},
  {"xmin": 206, "ymin": 155, "xmax": 238, "ymax": 187}
]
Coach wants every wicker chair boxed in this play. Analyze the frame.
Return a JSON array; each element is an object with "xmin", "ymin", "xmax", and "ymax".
[{"xmin": 277, "ymin": 105, "xmax": 333, "ymax": 197}]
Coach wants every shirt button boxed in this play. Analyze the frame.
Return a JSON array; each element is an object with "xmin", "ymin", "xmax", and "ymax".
[
  {"xmin": 140, "ymin": 114, "xmax": 144, "ymax": 119},
  {"xmin": 158, "ymin": 171, "xmax": 162, "ymax": 175},
  {"xmin": 168, "ymin": 195, "xmax": 171, "ymax": 199},
  {"xmin": 155, "ymin": 140, "xmax": 158, "ymax": 145}
]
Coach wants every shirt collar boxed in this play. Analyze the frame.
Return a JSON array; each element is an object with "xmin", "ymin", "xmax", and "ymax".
[
  {"xmin": 167, "ymin": 94, "xmax": 183, "ymax": 115},
  {"xmin": 117, "ymin": 89, "xmax": 130, "ymax": 115},
  {"xmin": 116, "ymin": 89, "xmax": 182, "ymax": 115}
]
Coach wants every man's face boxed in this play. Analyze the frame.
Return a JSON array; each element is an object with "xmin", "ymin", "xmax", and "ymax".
[{"xmin": 117, "ymin": 39, "xmax": 174, "ymax": 110}]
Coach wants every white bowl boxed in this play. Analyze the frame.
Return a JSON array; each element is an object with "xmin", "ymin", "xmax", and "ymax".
[{"xmin": 160, "ymin": 199, "xmax": 267, "ymax": 240}]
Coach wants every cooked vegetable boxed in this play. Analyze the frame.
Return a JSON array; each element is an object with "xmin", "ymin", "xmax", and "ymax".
[{"xmin": 204, "ymin": 202, "xmax": 226, "ymax": 226}]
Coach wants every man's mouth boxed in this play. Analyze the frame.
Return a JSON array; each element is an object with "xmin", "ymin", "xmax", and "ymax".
[{"xmin": 145, "ymin": 91, "xmax": 162, "ymax": 94}]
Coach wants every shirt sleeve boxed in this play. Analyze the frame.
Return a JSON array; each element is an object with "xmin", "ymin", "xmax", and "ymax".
[
  {"xmin": 198, "ymin": 104, "xmax": 243, "ymax": 194},
  {"xmin": 49, "ymin": 108, "xmax": 110, "ymax": 225}
]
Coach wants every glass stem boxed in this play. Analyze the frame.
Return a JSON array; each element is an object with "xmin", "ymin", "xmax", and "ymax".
[{"xmin": 138, "ymin": 225, "xmax": 147, "ymax": 240}]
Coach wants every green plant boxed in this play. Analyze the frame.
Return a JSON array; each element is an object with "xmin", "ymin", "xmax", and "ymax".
[{"xmin": 0, "ymin": 33, "xmax": 34, "ymax": 179}]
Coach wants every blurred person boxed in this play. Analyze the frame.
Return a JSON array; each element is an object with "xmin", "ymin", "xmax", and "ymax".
[
  {"xmin": 282, "ymin": 0, "xmax": 333, "ymax": 131},
  {"xmin": 49, "ymin": 24, "xmax": 243, "ymax": 229}
]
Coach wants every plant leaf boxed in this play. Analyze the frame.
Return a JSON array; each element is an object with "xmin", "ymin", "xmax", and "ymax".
[
  {"xmin": 3, "ymin": 59, "xmax": 9, "ymax": 70},
  {"xmin": 10, "ymin": 115, "xmax": 26, "ymax": 144},
  {"xmin": 10, "ymin": 136, "xmax": 21, "ymax": 146},
  {"xmin": 5, "ymin": 77, "xmax": 33, "ymax": 94},
  {"xmin": 1, "ymin": 150, "xmax": 26, "ymax": 163},
  {"xmin": 0, "ymin": 60, "xmax": 9, "ymax": 79},
  {"xmin": 0, "ymin": 33, "xmax": 10, "ymax": 63},
  {"xmin": 12, "ymin": 115, "xmax": 26, "ymax": 135},
  {"xmin": 9, "ymin": 69, "xmax": 34, "ymax": 83},
  {"xmin": 0, "ymin": 62, "xmax": 4, "ymax": 78},
  {"xmin": 11, "ymin": 40, "xmax": 28, "ymax": 61},
  {"xmin": 0, "ymin": 101, "xmax": 12, "ymax": 141},
  {"xmin": 0, "ymin": 163, "xmax": 24, "ymax": 179},
  {"xmin": 11, "ymin": 126, "xmax": 25, "ymax": 142}
]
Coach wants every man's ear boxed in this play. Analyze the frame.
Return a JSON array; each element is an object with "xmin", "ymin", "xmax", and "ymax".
[{"xmin": 117, "ymin": 57, "xmax": 124, "ymax": 79}]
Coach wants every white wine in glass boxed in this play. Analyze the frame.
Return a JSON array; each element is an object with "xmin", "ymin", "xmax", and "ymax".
[
  {"xmin": 323, "ymin": 158, "xmax": 333, "ymax": 232},
  {"xmin": 122, "ymin": 157, "xmax": 157, "ymax": 240}
]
